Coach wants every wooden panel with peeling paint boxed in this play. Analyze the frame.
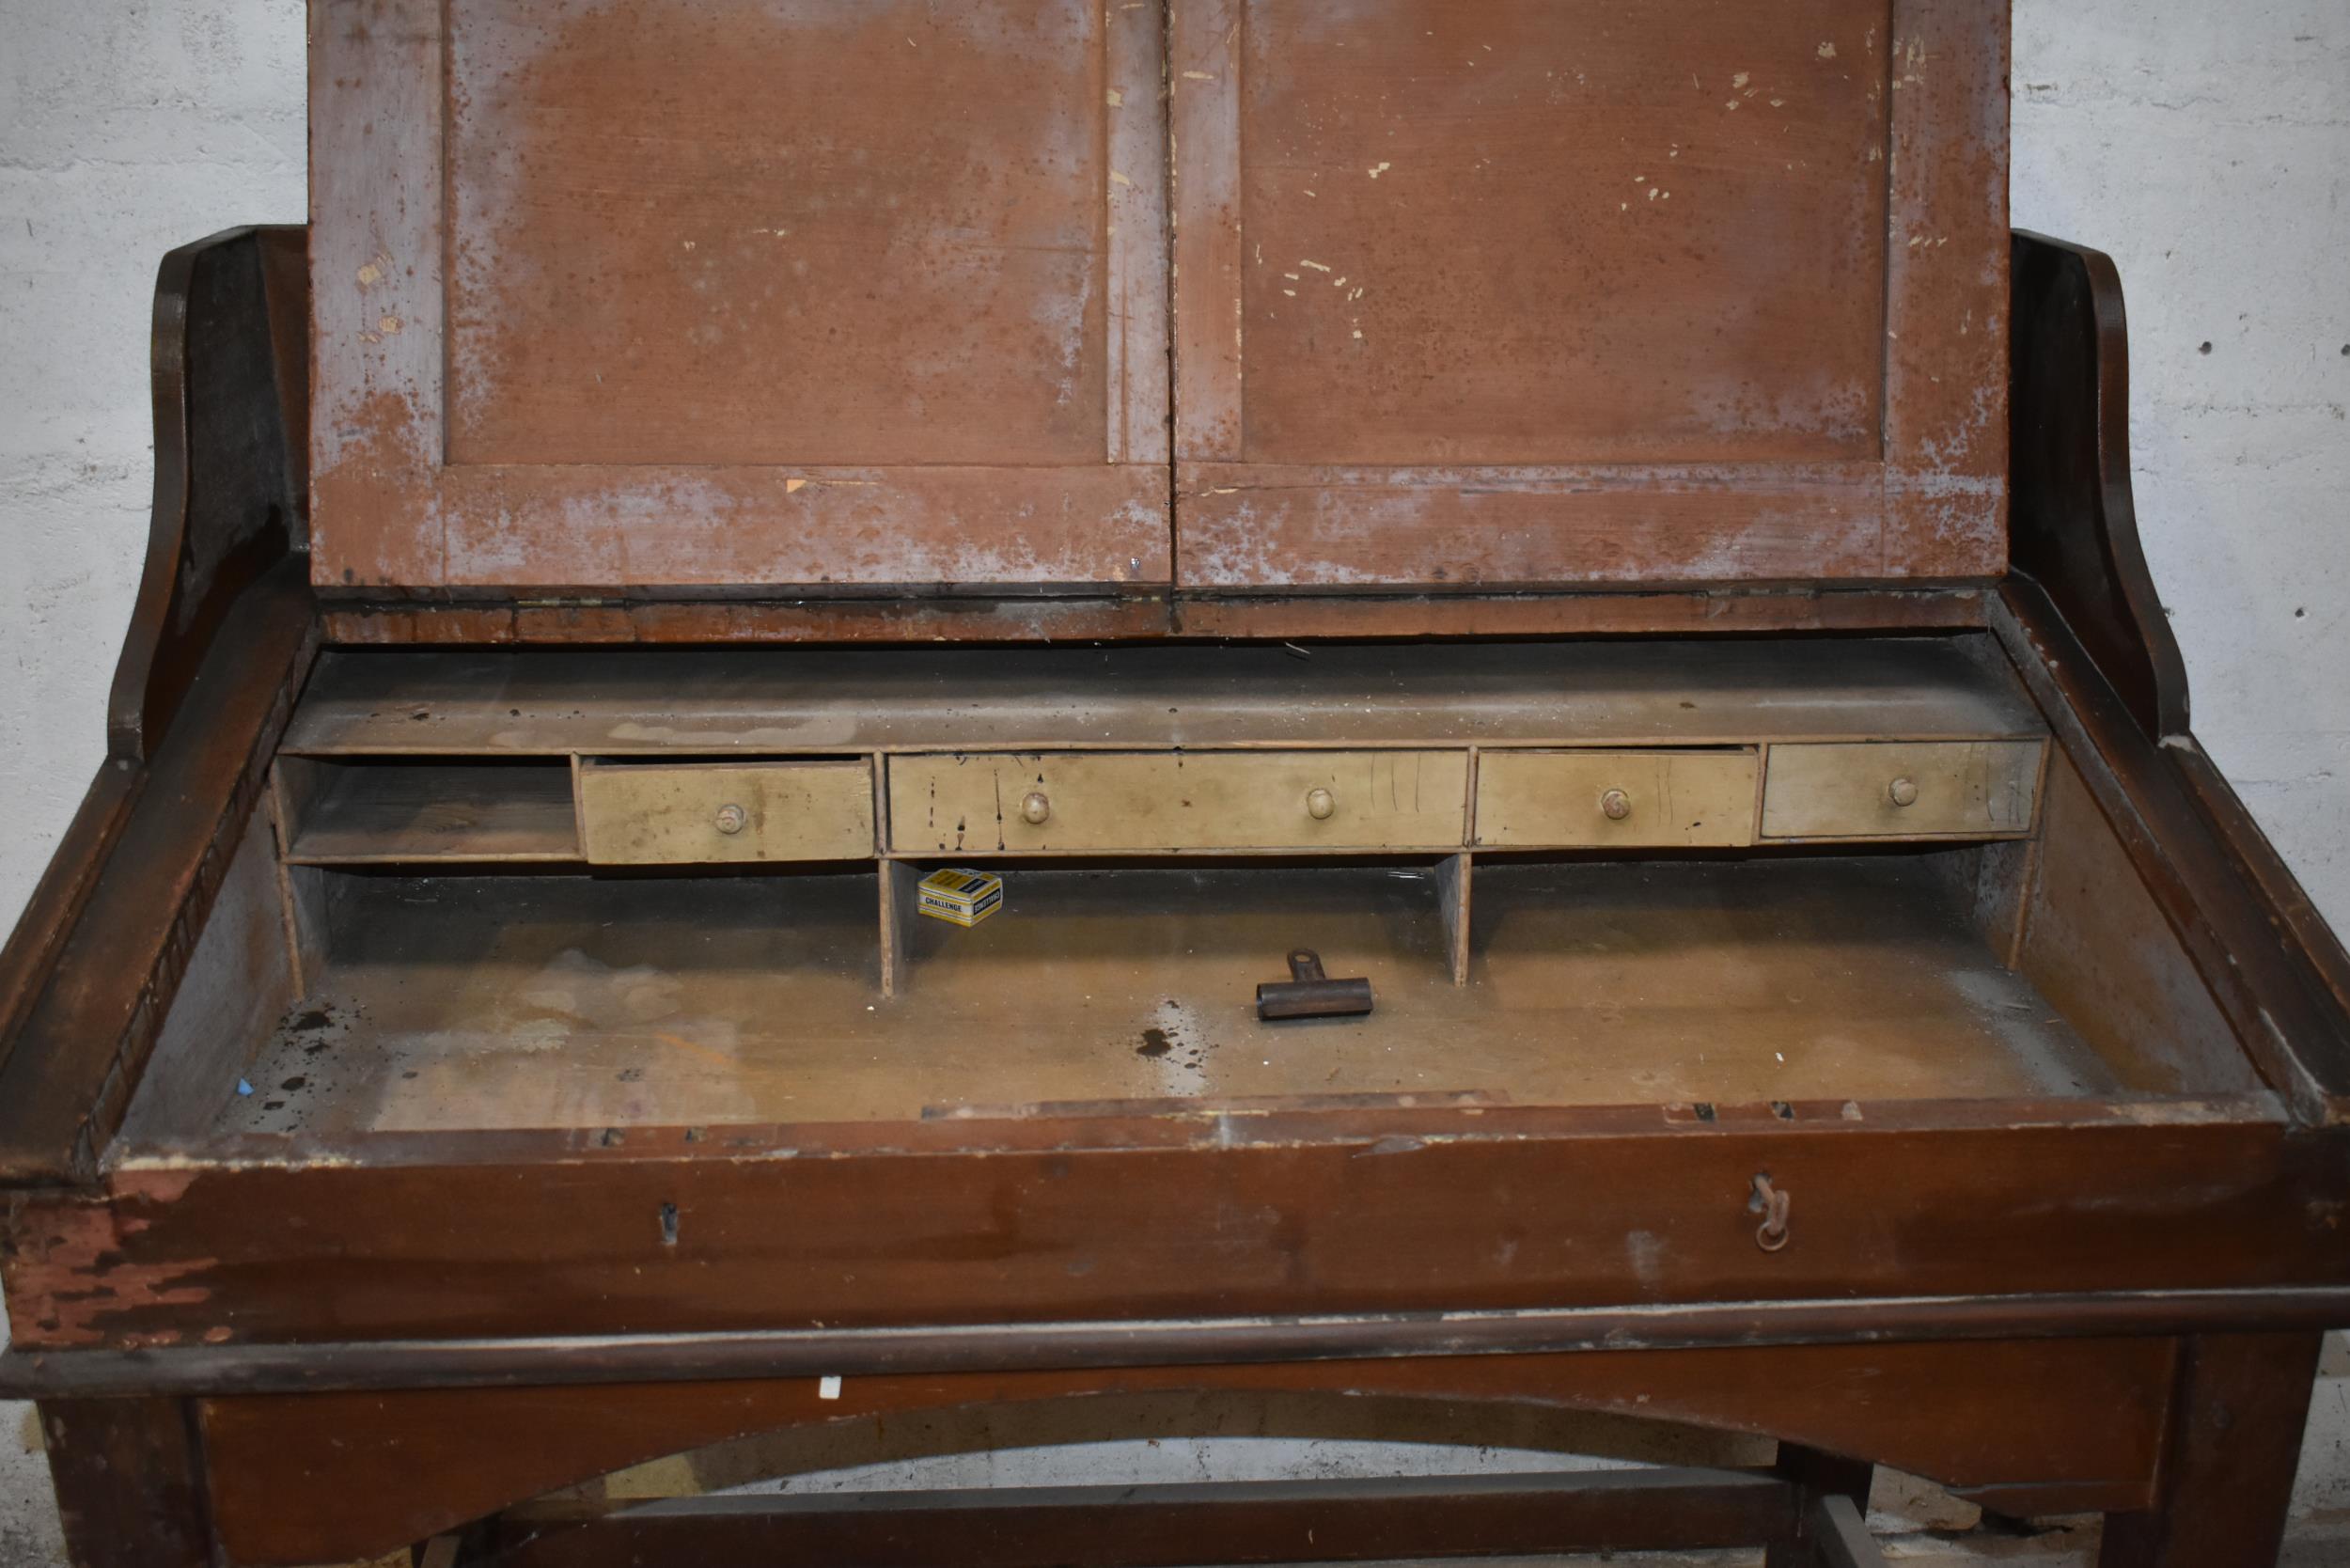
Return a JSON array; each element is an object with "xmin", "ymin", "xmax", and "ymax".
[
  {"xmin": 310, "ymin": 0, "xmax": 1171, "ymax": 593},
  {"xmin": 5, "ymin": 1107, "xmax": 2332, "ymax": 1355},
  {"xmin": 1169, "ymin": 0, "xmax": 2011, "ymax": 588},
  {"xmin": 1170, "ymin": 0, "xmax": 1245, "ymax": 461},
  {"xmin": 885, "ymin": 749, "xmax": 1471, "ymax": 854}
]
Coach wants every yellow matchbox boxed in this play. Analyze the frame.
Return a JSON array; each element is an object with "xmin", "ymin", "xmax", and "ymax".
[{"xmin": 916, "ymin": 868, "xmax": 1004, "ymax": 928}]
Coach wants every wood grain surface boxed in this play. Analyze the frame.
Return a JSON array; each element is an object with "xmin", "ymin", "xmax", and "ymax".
[
  {"xmin": 279, "ymin": 637, "xmax": 2045, "ymax": 758},
  {"xmin": 1168, "ymin": 0, "xmax": 2012, "ymax": 588},
  {"xmin": 311, "ymin": 0, "xmax": 1171, "ymax": 592},
  {"xmin": 309, "ymin": 0, "xmax": 2010, "ymax": 594}
]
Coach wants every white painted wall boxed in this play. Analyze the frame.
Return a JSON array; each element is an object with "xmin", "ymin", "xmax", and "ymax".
[
  {"xmin": 0, "ymin": 1, "xmax": 2344, "ymax": 1561},
  {"xmin": 2013, "ymin": 0, "xmax": 2350, "ymax": 930}
]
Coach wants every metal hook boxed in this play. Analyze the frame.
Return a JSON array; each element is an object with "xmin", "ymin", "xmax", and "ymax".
[{"xmin": 1750, "ymin": 1173, "xmax": 1792, "ymax": 1253}]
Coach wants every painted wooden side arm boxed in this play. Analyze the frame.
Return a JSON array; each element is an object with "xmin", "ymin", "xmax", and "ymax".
[
  {"xmin": 0, "ymin": 227, "xmax": 316, "ymax": 1184},
  {"xmin": 2007, "ymin": 229, "xmax": 2350, "ymax": 1120},
  {"xmin": 2009, "ymin": 229, "xmax": 2188, "ymax": 741}
]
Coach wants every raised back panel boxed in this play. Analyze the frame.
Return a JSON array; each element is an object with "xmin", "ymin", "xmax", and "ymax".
[
  {"xmin": 1172, "ymin": 0, "xmax": 2012, "ymax": 589},
  {"xmin": 310, "ymin": 0, "xmax": 1169, "ymax": 593},
  {"xmin": 312, "ymin": 0, "xmax": 2011, "ymax": 599}
]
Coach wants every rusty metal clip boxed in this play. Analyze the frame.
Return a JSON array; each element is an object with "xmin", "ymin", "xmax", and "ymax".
[{"xmin": 1750, "ymin": 1173, "xmax": 1792, "ymax": 1253}]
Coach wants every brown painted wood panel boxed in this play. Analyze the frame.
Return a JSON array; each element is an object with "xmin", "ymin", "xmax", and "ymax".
[
  {"xmin": 37, "ymin": 1400, "xmax": 214, "ymax": 1568},
  {"xmin": 2096, "ymin": 1333, "xmax": 2326, "ymax": 1568},
  {"xmin": 12, "ymin": 1102, "xmax": 2341, "ymax": 1352},
  {"xmin": 196, "ymin": 1340, "xmax": 2174, "ymax": 1564},
  {"xmin": 1170, "ymin": 0, "xmax": 2011, "ymax": 588},
  {"xmin": 310, "ymin": 0, "xmax": 1170, "ymax": 593},
  {"xmin": 1235, "ymin": 3, "xmax": 1889, "ymax": 467}
]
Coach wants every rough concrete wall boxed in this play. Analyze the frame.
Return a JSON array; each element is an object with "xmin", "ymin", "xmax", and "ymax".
[
  {"xmin": 2013, "ymin": 0, "xmax": 2350, "ymax": 932},
  {"xmin": 0, "ymin": 0, "xmax": 2343, "ymax": 1562},
  {"xmin": 0, "ymin": 0, "xmax": 306, "ymax": 924}
]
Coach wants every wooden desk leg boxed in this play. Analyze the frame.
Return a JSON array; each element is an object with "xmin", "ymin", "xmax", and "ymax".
[
  {"xmin": 36, "ymin": 1399, "xmax": 213, "ymax": 1568},
  {"xmin": 2098, "ymin": 1332, "xmax": 2324, "ymax": 1568},
  {"xmin": 1763, "ymin": 1443, "xmax": 1874, "ymax": 1568}
]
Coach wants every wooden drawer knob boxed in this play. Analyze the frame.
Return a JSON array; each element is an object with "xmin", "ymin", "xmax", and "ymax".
[
  {"xmin": 1020, "ymin": 791, "xmax": 1052, "ymax": 826},
  {"xmin": 713, "ymin": 803, "xmax": 748, "ymax": 836},
  {"xmin": 1599, "ymin": 788, "xmax": 1633, "ymax": 821},
  {"xmin": 1888, "ymin": 776, "xmax": 1921, "ymax": 808},
  {"xmin": 1305, "ymin": 786, "xmax": 1337, "ymax": 822}
]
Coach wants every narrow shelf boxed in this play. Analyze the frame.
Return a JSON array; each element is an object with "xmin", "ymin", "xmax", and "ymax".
[
  {"xmin": 278, "ymin": 637, "xmax": 2047, "ymax": 757},
  {"xmin": 280, "ymin": 760, "xmax": 582, "ymax": 865}
]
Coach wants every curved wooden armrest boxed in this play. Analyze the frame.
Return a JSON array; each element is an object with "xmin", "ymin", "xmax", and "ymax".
[
  {"xmin": 2012, "ymin": 230, "xmax": 2350, "ymax": 1118},
  {"xmin": 0, "ymin": 226, "xmax": 313, "ymax": 1182},
  {"xmin": 113, "ymin": 224, "xmax": 310, "ymax": 763},
  {"xmin": 2009, "ymin": 229, "xmax": 2189, "ymax": 743}
]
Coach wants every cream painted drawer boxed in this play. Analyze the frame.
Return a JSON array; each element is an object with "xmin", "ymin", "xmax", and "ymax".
[
  {"xmin": 1761, "ymin": 741, "xmax": 2044, "ymax": 839},
  {"xmin": 579, "ymin": 760, "xmax": 875, "ymax": 864},
  {"xmin": 888, "ymin": 751, "xmax": 1469, "ymax": 854},
  {"xmin": 1475, "ymin": 750, "xmax": 1758, "ymax": 849}
]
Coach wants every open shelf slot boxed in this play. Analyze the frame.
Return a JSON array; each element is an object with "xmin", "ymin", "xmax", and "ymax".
[
  {"xmin": 277, "ymin": 758, "xmax": 583, "ymax": 866},
  {"xmin": 141, "ymin": 844, "xmax": 2261, "ymax": 1148}
]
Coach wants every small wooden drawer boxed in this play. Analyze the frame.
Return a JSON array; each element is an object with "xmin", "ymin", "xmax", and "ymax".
[
  {"xmin": 887, "ymin": 751, "xmax": 1469, "ymax": 855},
  {"xmin": 1761, "ymin": 741, "xmax": 2044, "ymax": 840},
  {"xmin": 1475, "ymin": 750, "xmax": 1758, "ymax": 849},
  {"xmin": 578, "ymin": 760, "xmax": 875, "ymax": 864}
]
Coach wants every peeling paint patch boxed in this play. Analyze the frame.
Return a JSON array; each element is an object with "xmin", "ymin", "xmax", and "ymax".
[{"xmin": 5, "ymin": 1183, "xmax": 213, "ymax": 1348}]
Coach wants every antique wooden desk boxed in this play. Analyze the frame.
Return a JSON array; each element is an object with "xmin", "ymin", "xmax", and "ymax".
[{"xmin": 5, "ymin": 3, "xmax": 2349, "ymax": 1565}]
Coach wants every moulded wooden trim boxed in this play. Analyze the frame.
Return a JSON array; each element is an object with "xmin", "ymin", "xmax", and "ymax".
[
  {"xmin": 316, "ymin": 464, "xmax": 1175, "ymax": 594},
  {"xmin": 1169, "ymin": 0, "xmax": 1243, "ymax": 463},
  {"xmin": 1174, "ymin": 463, "xmax": 2000, "ymax": 589},
  {"xmin": 315, "ymin": 587, "xmax": 1993, "ymax": 646},
  {"xmin": 1879, "ymin": 0, "xmax": 2013, "ymax": 564},
  {"xmin": 16, "ymin": 1284, "xmax": 2350, "ymax": 1404}
]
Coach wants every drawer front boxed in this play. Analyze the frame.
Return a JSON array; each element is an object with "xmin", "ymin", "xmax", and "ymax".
[
  {"xmin": 579, "ymin": 760, "xmax": 875, "ymax": 864},
  {"xmin": 1761, "ymin": 741, "xmax": 2044, "ymax": 839},
  {"xmin": 1476, "ymin": 750, "xmax": 1757, "ymax": 849},
  {"xmin": 888, "ymin": 751, "xmax": 1469, "ymax": 854}
]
